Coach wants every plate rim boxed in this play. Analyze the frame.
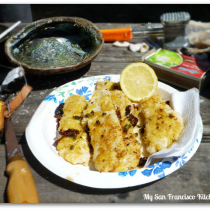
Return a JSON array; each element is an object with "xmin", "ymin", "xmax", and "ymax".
[{"xmin": 25, "ymin": 74, "xmax": 203, "ymax": 189}]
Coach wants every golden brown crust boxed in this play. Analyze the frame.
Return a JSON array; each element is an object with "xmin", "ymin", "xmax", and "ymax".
[
  {"xmin": 138, "ymin": 94, "xmax": 184, "ymax": 154},
  {"xmin": 57, "ymin": 95, "xmax": 91, "ymax": 166}
]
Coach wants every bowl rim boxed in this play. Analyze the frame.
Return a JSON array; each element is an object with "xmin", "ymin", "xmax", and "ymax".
[{"xmin": 5, "ymin": 16, "xmax": 104, "ymax": 74}]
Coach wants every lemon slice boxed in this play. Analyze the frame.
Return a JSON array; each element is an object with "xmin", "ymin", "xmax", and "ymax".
[{"xmin": 120, "ymin": 62, "xmax": 158, "ymax": 101}]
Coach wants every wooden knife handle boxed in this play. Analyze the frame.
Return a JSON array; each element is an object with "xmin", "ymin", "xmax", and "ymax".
[
  {"xmin": 6, "ymin": 156, "xmax": 39, "ymax": 203},
  {"xmin": 0, "ymin": 101, "xmax": 7, "ymax": 131}
]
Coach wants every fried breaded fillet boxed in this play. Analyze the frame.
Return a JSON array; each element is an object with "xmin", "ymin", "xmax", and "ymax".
[
  {"xmin": 97, "ymin": 80, "xmax": 142, "ymax": 171},
  {"xmin": 138, "ymin": 94, "xmax": 184, "ymax": 155},
  {"xmin": 111, "ymin": 90, "xmax": 142, "ymax": 171},
  {"xmin": 96, "ymin": 79, "xmax": 120, "ymax": 91},
  {"xmin": 57, "ymin": 95, "xmax": 91, "ymax": 166},
  {"xmin": 82, "ymin": 85, "xmax": 127, "ymax": 172}
]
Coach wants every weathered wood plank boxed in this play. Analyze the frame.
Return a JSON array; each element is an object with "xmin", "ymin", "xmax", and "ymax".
[
  {"xmin": 0, "ymin": 143, "xmax": 209, "ymax": 203},
  {"xmin": 0, "ymin": 60, "xmax": 209, "ymax": 143},
  {"xmin": 0, "ymin": 22, "xmax": 210, "ymax": 203}
]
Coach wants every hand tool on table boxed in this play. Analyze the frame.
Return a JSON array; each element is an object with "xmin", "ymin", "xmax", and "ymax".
[
  {"xmin": 0, "ymin": 66, "xmax": 25, "ymax": 93},
  {"xmin": 5, "ymin": 117, "xmax": 39, "ymax": 203},
  {"xmin": 0, "ymin": 21, "xmax": 21, "ymax": 40},
  {"xmin": 0, "ymin": 70, "xmax": 39, "ymax": 202},
  {"xmin": 100, "ymin": 22, "xmax": 164, "ymax": 42},
  {"xmin": 0, "ymin": 82, "xmax": 32, "ymax": 131},
  {"xmin": 100, "ymin": 12, "xmax": 190, "ymax": 50}
]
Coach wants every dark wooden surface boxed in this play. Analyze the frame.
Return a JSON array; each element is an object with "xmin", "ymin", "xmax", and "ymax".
[{"xmin": 0, "ymin": 23, "xmax": 210, "ymax": 203}]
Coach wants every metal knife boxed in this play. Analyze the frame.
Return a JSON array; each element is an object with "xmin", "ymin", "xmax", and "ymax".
[{"xmin": 5, "ymin": 117, "xmax": 39, "ymax": 203}]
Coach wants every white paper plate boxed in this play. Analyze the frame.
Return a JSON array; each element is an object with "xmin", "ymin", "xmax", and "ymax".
[{"xmin": 26, "ymin": 75, "xmax": 203, "ymax": 189}]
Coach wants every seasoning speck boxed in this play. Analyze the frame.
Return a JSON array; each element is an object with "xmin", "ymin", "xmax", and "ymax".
[
  {"xmin": 70, "ymin": 145, "xmax": 74, "ymax": 150},
  {"xmin": 124, "ymin": 124, "xmax": 131, "ymax": 132}
]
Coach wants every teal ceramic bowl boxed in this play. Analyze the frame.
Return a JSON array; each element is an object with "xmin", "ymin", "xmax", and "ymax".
[{"xmin": 5, "ymin": 17, "xmax": 104, "ymax": 74}]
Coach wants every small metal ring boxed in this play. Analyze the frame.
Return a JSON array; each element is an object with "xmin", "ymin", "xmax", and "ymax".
[
  {"xmin": 7, "ymin": 102, "xmax": 11, "ymax": 115},
  {"xmin": 2, "ymin": 101, "xmax": 11, "ymax": 116}
]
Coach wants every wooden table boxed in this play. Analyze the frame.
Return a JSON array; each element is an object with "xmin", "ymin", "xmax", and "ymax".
[{"xmin": 0, "ymin": 23, "xmax": 210, "ymax": 203}]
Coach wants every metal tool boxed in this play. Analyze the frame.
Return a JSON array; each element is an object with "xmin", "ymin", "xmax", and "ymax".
[
  {"xmin": 0, "ymin": 66, "xmax": 25, "ymax": 93},
  {"xmin": 0, "ymin": 21, "xmax": 21, "ymax": 40},
  {"xmin": 5, "ymin": 117, "xmax": 39, "ymax": 203},
  {"xmin": 161, "ymin": 12, "xmax": 190, "ymax": 50},
  {"xmin": 100, "ymin": 23, "xmax": 164, "ymax": 41},
  {"xmin": 100, "ymin": 11, "xmax": 190, "ymax": 50},
  {"xmin": 0, "ymin": 42, "xmax": 37, "ymax": 202}
]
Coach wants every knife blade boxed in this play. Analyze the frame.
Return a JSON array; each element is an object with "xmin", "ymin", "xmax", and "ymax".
[{"xmin": 5, "ymin": 117, "xmax": 39, "ymax": 203}]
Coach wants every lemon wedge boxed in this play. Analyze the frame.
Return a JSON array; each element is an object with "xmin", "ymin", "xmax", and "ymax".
[{"xmin": 120, "ymin": 62, "xmax": 158, "ymax": 101}]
